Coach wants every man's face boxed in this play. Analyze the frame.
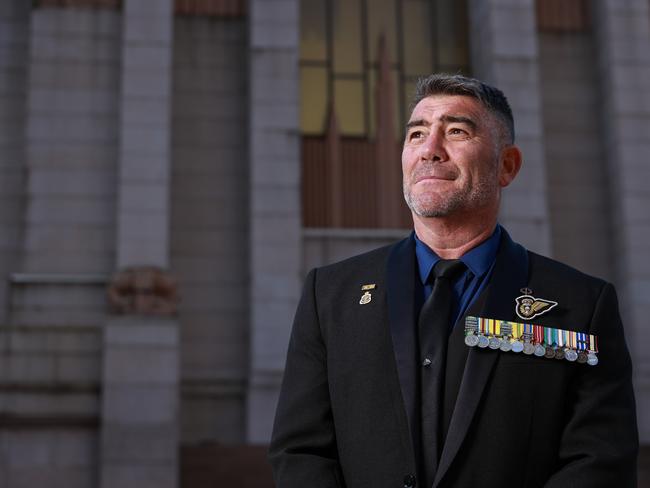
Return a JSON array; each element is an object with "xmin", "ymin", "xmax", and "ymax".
[{"xmin": 402, "ymin": 95, "xmax": 505, "ymax": 219}]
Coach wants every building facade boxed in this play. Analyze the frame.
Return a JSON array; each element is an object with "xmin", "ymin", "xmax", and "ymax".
[{"xmin": 0, "ymin": 0, "xmax": 648, "ymax": 486}]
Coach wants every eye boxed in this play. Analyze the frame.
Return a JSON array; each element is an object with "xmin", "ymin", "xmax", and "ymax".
[
  {"xmin": 448, "ymin": 127, "xmax": 467, "ymax": 136},
  {"xmin": 407, "ymin": 130, "xmax": 425, "ymax": 141}
]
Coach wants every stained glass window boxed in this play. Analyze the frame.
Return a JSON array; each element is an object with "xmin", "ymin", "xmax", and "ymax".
[{"xmin": 300, "ymin": 0, "xmax": 469, "ymax": 137}]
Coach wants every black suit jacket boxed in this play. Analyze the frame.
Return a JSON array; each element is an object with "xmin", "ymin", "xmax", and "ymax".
[{"xmin": 269, "ymin": 229, "xmax": 638, "ymax": 488}]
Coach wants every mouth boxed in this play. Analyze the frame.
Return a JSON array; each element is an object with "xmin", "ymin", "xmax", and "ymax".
[
  {"xmin": 415, "ymin": 175, "xmax": 454, "ymax": 184},
  {"xmin": 413, "ymin": 167, "xmax": 458, "ymax": 185}
]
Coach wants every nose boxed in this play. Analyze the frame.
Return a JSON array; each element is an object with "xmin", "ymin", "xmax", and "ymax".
[{"xmin": 419, "ymin": 131, "xmax": 448, "ymax": 162}]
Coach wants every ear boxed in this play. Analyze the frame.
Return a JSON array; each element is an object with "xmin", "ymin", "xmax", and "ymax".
[{"xmin": 498, "ymin": 144, "xmax": 522, "ymax": 188}]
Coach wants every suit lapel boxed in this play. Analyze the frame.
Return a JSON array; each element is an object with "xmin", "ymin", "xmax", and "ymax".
[
  {"xmin": 434, "ymin": 230, "xmax": 529, "ymax": 487},
  {"xmin": 386, "ymin": 235, "xmax": 420, "ymax": 452}
]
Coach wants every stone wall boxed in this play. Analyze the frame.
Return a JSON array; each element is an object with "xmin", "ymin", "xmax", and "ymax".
[
  {"xmin": 0, "ymin": 0, "xmax": 29, "ymax": 324},
  {"xmin": 247, "ymin": 0, "xmax": 302, "ymax": 443},
  {"xmin": 171, "ymin": 16, "xmax": 249, "ymax": 445},
  {"xmin": 540, "ymin": 29, "xmax": 613, "ymax": 281},
  {"xmin": 469, "ymin": 0, "xmax": 552, "ymax": 255},
  {"xmin": 100, "ymin": 1, "xmax": 179, "ymax": 486},
  {"xmin": 592, "ymin": 0, "xmax": 650, "ymax": 443},
  {"xmin": 0, "ymin": 5, "xmax": 117, "ymax": 487},
  {"xmin": 23, "ymin": 7, "xmax": 120, "ymax": 274}
]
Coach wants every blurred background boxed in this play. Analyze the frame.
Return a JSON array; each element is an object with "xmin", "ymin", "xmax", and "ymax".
[{"xmin": 0, "ymin": 0, "xmax": 648, "ymax": 486}]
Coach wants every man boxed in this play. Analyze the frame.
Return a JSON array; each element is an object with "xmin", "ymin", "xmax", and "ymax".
[{"xmin": 269, "ymin": 74, "xmax": 638, "ymax": 487}]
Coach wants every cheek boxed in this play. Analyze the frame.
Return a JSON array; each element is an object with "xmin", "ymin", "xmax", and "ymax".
[
  {"xmin": 401, "ymin": 149, "xmax": 413, "ymax": 174},
  {"xmin": 467, "ymin": 149, "xmax": 498, "ymax": 180}
]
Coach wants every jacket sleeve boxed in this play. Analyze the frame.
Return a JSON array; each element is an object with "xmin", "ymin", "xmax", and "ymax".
[
  {"xmin": 545, "ymin": 282, "xmax": 638, "ymax": 487},
  {"xmin": 268, "ymin": 268, "xmax": 345, "ymax": 488}
]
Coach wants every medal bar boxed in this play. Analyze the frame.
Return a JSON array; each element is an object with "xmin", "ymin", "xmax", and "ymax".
[{"xmin": 464, "ymin": 316, "xmax": 599, "ymax": 366}]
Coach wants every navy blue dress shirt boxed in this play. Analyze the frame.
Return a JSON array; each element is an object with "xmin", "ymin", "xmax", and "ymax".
[{"xmin": 415, "ymin": 224, "xmax": 502, "ymax": 327}]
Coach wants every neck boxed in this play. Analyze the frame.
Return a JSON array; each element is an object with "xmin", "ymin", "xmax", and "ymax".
[{"xmin": 413, "ymin": 212, "xmax": 497, "ymax": 259}]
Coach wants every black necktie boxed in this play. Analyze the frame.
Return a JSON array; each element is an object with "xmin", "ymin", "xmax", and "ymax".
[{"xmin": 419, "ymin": 259, "xmax": 466, "ymax": 488}]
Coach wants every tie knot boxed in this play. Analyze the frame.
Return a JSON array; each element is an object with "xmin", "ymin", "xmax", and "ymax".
[{"xmin": 432, "ymin": 259, "xmax": 465, "ymax": 280}]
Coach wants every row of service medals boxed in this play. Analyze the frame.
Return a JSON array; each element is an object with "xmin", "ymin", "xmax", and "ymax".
[{"xmin": 464, "ymin": 316, "xmax": 599, "ymax": 366}]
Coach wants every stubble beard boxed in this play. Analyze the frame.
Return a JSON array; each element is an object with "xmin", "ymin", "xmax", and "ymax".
[{"xmin": 403, "ymin": 160, "xmax": 500, "ymax": 219}]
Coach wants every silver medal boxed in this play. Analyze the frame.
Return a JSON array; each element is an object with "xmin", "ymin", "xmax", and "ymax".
[
  {"xmin": 465, "ymin": 335, "xmax": 479, "ymax": 347},
  {"xmin": 489, "ymin": 337, "xmax": 501, "ymax": 349},
  {"xmin": 477, "ymin": 335, "xmax": 489, "ymax": 348},
  {"xmin": 565, "ymin": 349, "xmax": 578, "ymax": 362},
  {"xmin": 511, "ymin": 340, "xmax": 524, "ymax": 353}
]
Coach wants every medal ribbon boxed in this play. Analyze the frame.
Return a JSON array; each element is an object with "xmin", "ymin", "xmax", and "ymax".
[
  {"xmin": 500, "ymin": 321, "xmax": 512, "ymax": 338},
  {"xmin": 464, "ymin": 317, "xmax": 478, "ymax": 336},
  {"xmin": 512, "ymin": 322, "xmax": 522, "ymax": 340},
  {"xmin": 534, "ymin": 325, "xmax": 543, "ymax": 345}
]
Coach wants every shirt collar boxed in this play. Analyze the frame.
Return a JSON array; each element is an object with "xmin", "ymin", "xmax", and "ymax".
[{"xmin": 414, "ymin": 224, "xmax": 502, "ymax": 284}]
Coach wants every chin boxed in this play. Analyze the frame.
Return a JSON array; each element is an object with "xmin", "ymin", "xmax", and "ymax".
[
  {"xmin": 414, "ymin": 207, "xmax": 452, "ymax": 219},
  {"xmin": 408, "ymin": 199, "xmax": 451, "ymax": 218},
  {"xmin": 406, "ymin": 192, "xmax": 444, "ymax": 212}
]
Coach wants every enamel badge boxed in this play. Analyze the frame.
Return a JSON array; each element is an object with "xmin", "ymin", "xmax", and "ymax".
[
  {"xmin": 515, "ymin": 289, "xmax": 557, "ymax": 320},
  {"xmin": 359, "ymin": 284, "xmax": 376, "ymax": 305}
]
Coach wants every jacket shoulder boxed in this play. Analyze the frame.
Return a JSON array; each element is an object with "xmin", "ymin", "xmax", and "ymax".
[
  {"xmin": 526, "ymin": 252, "xmax": 613, "ymax": 317},
  {"xmin": 312, "ymin": 238, "xmax": 406, "ymax": 284},
  {"xmin": 527, "ymin": 251, "xmax": 607, "ymax": 290}
]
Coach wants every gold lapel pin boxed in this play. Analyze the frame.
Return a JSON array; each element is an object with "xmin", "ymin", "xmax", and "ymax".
[{"xmin": 359, "ymin": 284, "xmax": 376, "ymax": 305}]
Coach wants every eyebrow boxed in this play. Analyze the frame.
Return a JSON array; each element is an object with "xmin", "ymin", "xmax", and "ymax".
[
  {"xmin": 441, "ymin": 115, "xmax": 477, "ymax": 130},
  {"xmin": 405, "ymin": 119, "xmax": 430, "ymax": 130},
  {"xmin": 405, "ymin": 115, "xmax": 478, "ymax": 131}
]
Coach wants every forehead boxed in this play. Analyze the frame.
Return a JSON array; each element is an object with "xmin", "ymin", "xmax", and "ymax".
[{"xmin": 408, "ymin": 94, "xmax": 487, "ymax": 123}]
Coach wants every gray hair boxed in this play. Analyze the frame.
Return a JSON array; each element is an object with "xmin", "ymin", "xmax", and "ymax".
[{"xmin": 410, "ymin": 73, "xmax": 515, "ymax": 144}]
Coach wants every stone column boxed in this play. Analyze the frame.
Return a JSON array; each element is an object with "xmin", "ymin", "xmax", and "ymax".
[
  {"xmin": 592, "ymin": 0, "xmax": 650, "ymax": 443},
  {"xmin": 101, "ymin": 313, "xmax": 179, "ymax": 488},
  {"xmin": 468, "ymin": 0, "xmax": 551, "ymax": 255},
  {"xmin": 247, "ymin": 0, "xmax": 302, "ymax": 443},
  {"xmin": 0, "ymin": 0, "xmax": 29, "ymax": 323},
  {"xmin": 1, "ymin": 5, "xmax": 121, "ymax": 488},
  {"xmin": 100, "ymin": 1, "xmax": 179, "ymax": 487},
  {"xmin": 115, "ymin": 0, "xmax": 173, "ymax": 269},
  {"xmin": 22, "ymin": 6, "xmax": 120, "ymax": 275}
]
